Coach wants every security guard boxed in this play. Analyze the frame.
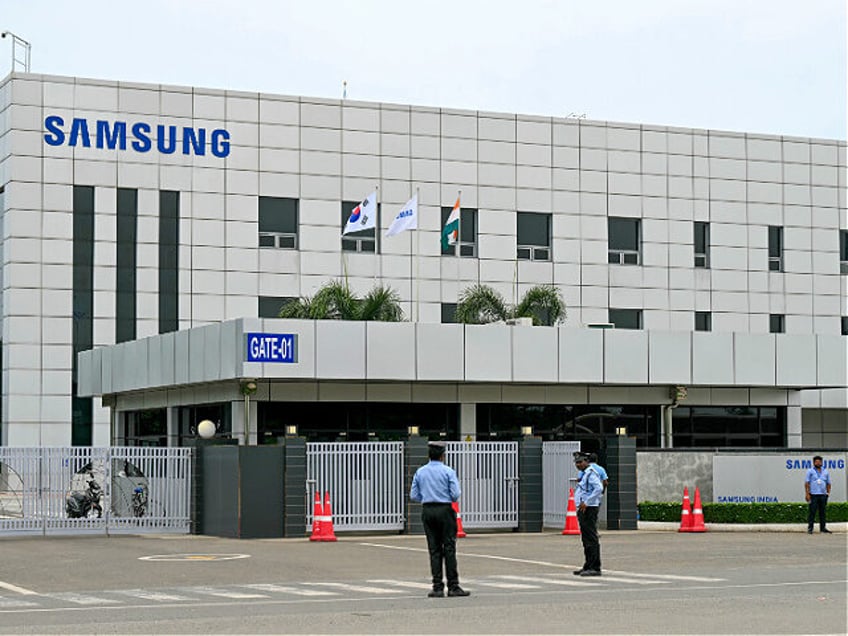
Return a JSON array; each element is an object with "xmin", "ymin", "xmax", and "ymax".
[
  {"xmin": 573, "ymin": 452, "xmax": 604, "ymax": 576},
  {"xmin": 410, "ymin": 441, "xmax": 470, "ymax": 598}
]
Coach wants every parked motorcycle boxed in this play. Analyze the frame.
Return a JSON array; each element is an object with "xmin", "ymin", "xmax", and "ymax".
[{"xmin": 66, "ymin": 475, "xmax": 103, "ymax": 519}]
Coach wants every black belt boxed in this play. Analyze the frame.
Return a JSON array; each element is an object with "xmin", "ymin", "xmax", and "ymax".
[{"xmin": 423, "ymin": 502, "xmax": 452, "ymax": 506}]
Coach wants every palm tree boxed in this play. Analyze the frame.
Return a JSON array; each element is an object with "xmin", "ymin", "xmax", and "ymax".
[
  {"xmin": 455, "ymin": 284, "xmax": 565, "ymax": 326},
  {"xmin": 277, "ymin": 280, "xmax": 405, "ymax": 322},
  {"xmin": 454, "ymin": 284, "xmax": 510, "ymax": 325}
]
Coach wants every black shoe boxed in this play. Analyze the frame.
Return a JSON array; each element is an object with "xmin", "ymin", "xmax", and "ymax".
[
  {"xmin": 579, "ymin": 570, "xmax": 602, "ymax": 577},
  {"xmin": 447, "ymin": 586, "xmax": 470, "ymax": 597},
  {"xmin": 807, "ymin": 528, "xmax": 813, "ymax": 534},
  {"xmin": 573, "ymin": 569, "xmax": 585, "ymax": 576},
  {"xmin": 428, "ymin": 589, "xmax": 444, "ymax": 598},
  {"xmin": 821, "ymin": 529, "xmax": 833, "ymax": 534}
]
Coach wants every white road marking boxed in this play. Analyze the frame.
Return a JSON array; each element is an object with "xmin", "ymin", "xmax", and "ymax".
[
  {"xmin": 49, "ymin": 592, "xmax": 121, "ymax": 605},
  {"xmin": 302, "ymin": 582, "xmax": 405, "ymax": 594},
  {"xmin": 185, "ymin": 586, "xmax": 268, "ymax": 599},
  {"xmin": 0, "ymin": 581, "xmax": 39, "ymax": 596},
  {"xmin": 240, "ymin": 583, "xmax": 338, "ymax": 597},
  {"xmin": 358, "ymin": 542, "xmax": 726, "ymax": 583},
  {"xmin": 604, "ymin": 570, "xmax": 725, "ymax": 582},
  {"xmin": 368, "ymin": 579, "xmax": 434, "ymax": 590},
  {"xmin": 0, "ymin": 595, "xmax": 39, "ymax": 608},
  {"xmin": 594, "ymin": 576, "xmax": 670, "ymax": 585},
  {"xmin": 493, "ymin": 575, "xmax": 601, "ymax": 587},
  {"xmin": 112, "ymin": 589, "xmax": 193, "ymax": 602},
  {"xmin": 464, "ymin": 579, "xmax": 540, "ymax": 589}
]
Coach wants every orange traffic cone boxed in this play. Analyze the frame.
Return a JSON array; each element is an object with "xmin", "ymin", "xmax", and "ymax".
[
  {"xmin": 562, "ymin": 488, "xmax": 580, "ymax": 535},
  {"xmin": 309, "ymin": 491, "xmax": 323, "ymax": 541},
  {"xmin": 319, "ymin": 491, "xmax": 337, "ymax": 541},
  {"xmin": 452, "ymin": 501, "xmax": 467, "ymax": 538},
  {"xmin": 678, "ymin": 486, "xmax": 693, "ymax": 533},
  {"xmin": 690, "ymin": 487, "xmax": 707, "ymax": 533}
]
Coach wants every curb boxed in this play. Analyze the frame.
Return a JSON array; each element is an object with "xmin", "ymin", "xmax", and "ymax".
[{"xmin": 638, "ymin": 521, "xmax": 848, "ymax": 532}]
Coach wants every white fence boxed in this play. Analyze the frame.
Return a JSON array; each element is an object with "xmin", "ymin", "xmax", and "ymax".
[
  {"xmin": 306, "ymin": 442, "xmax": 405, "ymax": 532},
  {"xmin": 445, "ymin": 441, "xmax": 519, "ymax": 528},
  {"xmin": 542, "ymin": 441, "xmax": 582, "ymax": 528},
  {"xmin": 0, "ymin": 447, "xmax": 192, "ymax": 536}
]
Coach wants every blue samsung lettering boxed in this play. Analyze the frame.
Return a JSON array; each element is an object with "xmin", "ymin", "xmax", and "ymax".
[
  {"xmin": 69, "ymin": 118, "xmax": 91, "ymax": 147},
  {"xmin": 43, "ymin": 115, "xmax": 231, "ymax": 158},
  {"xmin": 131, "ymin": 122, "xmax": 152, "ymax": 152},
  {"xmin": 43, "ymin": 115, "xmax": 65, "ymax": 145},
  {"xmin": 96, "ymin": 120, "xmax": 127, "ymax": 150}
]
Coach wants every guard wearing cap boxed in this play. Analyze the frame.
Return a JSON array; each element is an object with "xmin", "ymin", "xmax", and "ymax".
[
  {"xmin": 410, "ymin": 441, "xmax": 470, "ymax": 598},
  {"xmin": 573, "ymin": 452, "xmax": 604, "ymax": 576}
]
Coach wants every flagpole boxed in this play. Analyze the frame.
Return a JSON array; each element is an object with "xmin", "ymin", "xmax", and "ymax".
[
  {"xmin": 375, "ymin": 183, "xmax": 381, "ymax": 289},
  {"xmin": 414, "ymin": 187, "xmax": 420, "ymax": 323}
]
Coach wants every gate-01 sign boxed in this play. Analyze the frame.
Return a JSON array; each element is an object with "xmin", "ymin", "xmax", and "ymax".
[{"xmin": 246, "ymin": 333, "xmax": 297, "ymax": 363}]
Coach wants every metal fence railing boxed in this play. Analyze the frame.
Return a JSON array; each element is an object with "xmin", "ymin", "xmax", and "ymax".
[
  {"xmin": 446, "ymin": 441, "xmax": 519, "ymax": 528},
  {"xmin": 542, "ymin": 441, "xmax": 582, "ymax": 528},
  {"xmin": 0, "ymin": 447, "xmax": 192, "ymax": 536},
  {"xmin": 306, "ymin": 442, "xmax": 405, "ymax": 532}
]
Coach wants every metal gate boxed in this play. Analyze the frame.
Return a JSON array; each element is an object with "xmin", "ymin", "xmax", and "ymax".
[
  {"xmin": 306, "ymin": 442, "xmax": 404, "ymax": 532},
  {"xmin": 445, "ymin": 441, "xmax": 518, "ymax": 529},
  {"xmin": 542, "ymin": 441, "xmax": 582, "ymax": 528},
  {"xmin": 0, "ymin": 447, "xmax": 192, "ymax": 536}
]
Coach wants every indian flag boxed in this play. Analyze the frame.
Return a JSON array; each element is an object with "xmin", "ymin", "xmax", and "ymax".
[{"xmin": 441, "ymin": 195, "xmax": 461, "ymax": 250}]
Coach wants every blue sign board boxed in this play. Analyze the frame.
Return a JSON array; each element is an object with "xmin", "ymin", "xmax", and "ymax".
[{"xmin": 246, "ymin": 333, "xmax": 297, "ymax": 363}]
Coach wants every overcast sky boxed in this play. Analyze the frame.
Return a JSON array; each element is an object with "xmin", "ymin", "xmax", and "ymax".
[{"xmin": 4, "ymin": 0, "xmax": 846, "ymax": 140}]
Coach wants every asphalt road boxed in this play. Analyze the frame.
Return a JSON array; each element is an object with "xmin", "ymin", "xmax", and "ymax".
[{"xmin": 0, "ymin": 530, "xmax": 845, "ymax": 634}]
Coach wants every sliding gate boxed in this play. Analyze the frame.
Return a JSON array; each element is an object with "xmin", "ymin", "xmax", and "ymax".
[
  {"xmin": 0, "ymin": 447, "xmax": 192, "ymax": 536},
  {"xmin": 445, "ymin": 441, "xmax": 519, "ymax": 529},
  {"xmin": 306, "ymin": 442, "xmax": 405, "ymax": 532}
]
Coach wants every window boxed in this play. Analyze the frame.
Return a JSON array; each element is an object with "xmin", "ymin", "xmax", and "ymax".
[
  {"xmin": 159, "ymin": 191, "xmax": 179, "ymax": 334},
  {"xmin": 72, "ymin": 185, "xmax": 95, "ymax": 447},
  {"xmin": 342, "ymin": 200, "xmax": 378, "ymax": 253},
  {"xmin": 259, "ymin": 296, "xmax": 297, "ymax": 318},
  {"xmin": 609, "ymin": 308, "xmax": 642, "ymax": 329},
  {"xmin": 672, "ymin": 406, "xmax": 785, "ymax": 447},
  {"xmin": 841, "ymin": 316, "xmax": 848, "ymax": 336},
  {"xmin": 441, "ymin": 207, "xmax": 477, "ymax": 257},
  {"xmin": 116, "ymin": 188, "xmax": 138, "ymax": 344},
  {"xmin": 694, "ymin": 222, "xmax": 710, "ymax": 268},
  {"xmin": 608, "ymin": 217, "xmax": 641, "ymax": 265},
  {"xmin": 695, "ymin": 311, "xmax": 711, "ymax": 332},
  {"xmin": 517, "ymin": 212, "xmax": 551, "ymax": 261},
  {"xmin": 768, "ymin": 226, "xmax": 783, "ymax": 271},
  {"xmin": 840, "ymin": 230, "xmax": 848, "ymax": 274},
  {"xmin": 441, "ymin": 303, "xmax": 458, "ymax": 323},
  {"xmin": 259, "ymin": 197, "xmax": 298, "ymax": 249},
  {"xmin": 769, "ymin": 314, "xmax": 785, "ymax": 334}
]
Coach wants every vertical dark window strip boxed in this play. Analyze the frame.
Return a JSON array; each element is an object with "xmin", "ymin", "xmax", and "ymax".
[
  {"xmin": 72, "ymin": 186, "xmax": 95, "ymax": 446},
  {"xmin": 116, "ymin": 189, "xmax": 138, "ymax": 343},
  {"xmin": 159, "ymin": 191, "xmax": 180, "ymax": 333}
]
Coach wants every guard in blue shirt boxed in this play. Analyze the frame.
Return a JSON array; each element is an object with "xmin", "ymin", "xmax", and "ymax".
[
  {"xmin": 804, "ymin": 455, "xmax": 832, "ymax": 534},
  {"xmin": 410, "ymin": 441, "xmax": 470, "ymax": 598},
  {"xmin": 573, "ymin": 453, "xmax": 604, "ymax": 576}
]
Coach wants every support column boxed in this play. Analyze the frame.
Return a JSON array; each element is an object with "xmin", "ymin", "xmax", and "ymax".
[
  {"xmin": 786, "ymin": 404, "xmax": 803, "ymax": 448},
  {"xmin": 459, "ymin": 403, "xmax": 476, "ymax": 441},
  {"xmin": 280, "ymin": 435, "xmax": 307, "ymax": 537},
  {"xmin": 517, "ymin": 435, "xmax": 543, "ymax": 532},
  {"xmin": 404, "ymin": 435, "xmax": 428, "ymax": 534},
  {"xmin": 605, "ymin": 435, "xmax": 637, "ymax": 530},
  {"xmin": 231, "ymin": 400, "xmax": 257, "ymax": 445},
  {"xmin": 166, "ymin": 407, "xmax": 179, "ymax": 447}
]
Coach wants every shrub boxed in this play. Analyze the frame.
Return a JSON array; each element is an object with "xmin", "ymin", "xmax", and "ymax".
[{"xmin": 639, "ymin": 501, "xmax": 848, "ymax": 524}]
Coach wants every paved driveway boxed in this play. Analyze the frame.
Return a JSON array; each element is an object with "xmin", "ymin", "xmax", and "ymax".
[{"xmin": 0, "ymin": 530, "xmax": 844, "ymax": 634}]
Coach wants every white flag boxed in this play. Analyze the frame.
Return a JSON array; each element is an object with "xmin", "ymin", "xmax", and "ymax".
[
  {"xmin": 385, "ymin": 194, "xmax": 418, "ymax": 237},
  {"xmin": 342, "ymin": 191, "xmax": 377, "ymax": 235}
]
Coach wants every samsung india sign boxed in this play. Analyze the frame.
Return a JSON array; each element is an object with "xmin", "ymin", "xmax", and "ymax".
[{"xmin": 43, "ymin": 115, "xmax": 231, "ymax": 157}]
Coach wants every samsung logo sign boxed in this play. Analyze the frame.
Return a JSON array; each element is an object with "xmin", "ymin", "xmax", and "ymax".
[{"xmin": 43, "ymin": 115, "xmax": 231, "ymax": 157}]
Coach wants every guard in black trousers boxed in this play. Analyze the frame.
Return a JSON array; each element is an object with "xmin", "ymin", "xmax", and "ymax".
[{"xmin": 410, "ymin": 441, "xmax": 470, "ymax": 598}]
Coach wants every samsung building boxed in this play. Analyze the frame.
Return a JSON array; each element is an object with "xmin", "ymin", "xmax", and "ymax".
[{"xmin": 0, "ymin": 72, "xmax": 846, "ymax": 450}]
